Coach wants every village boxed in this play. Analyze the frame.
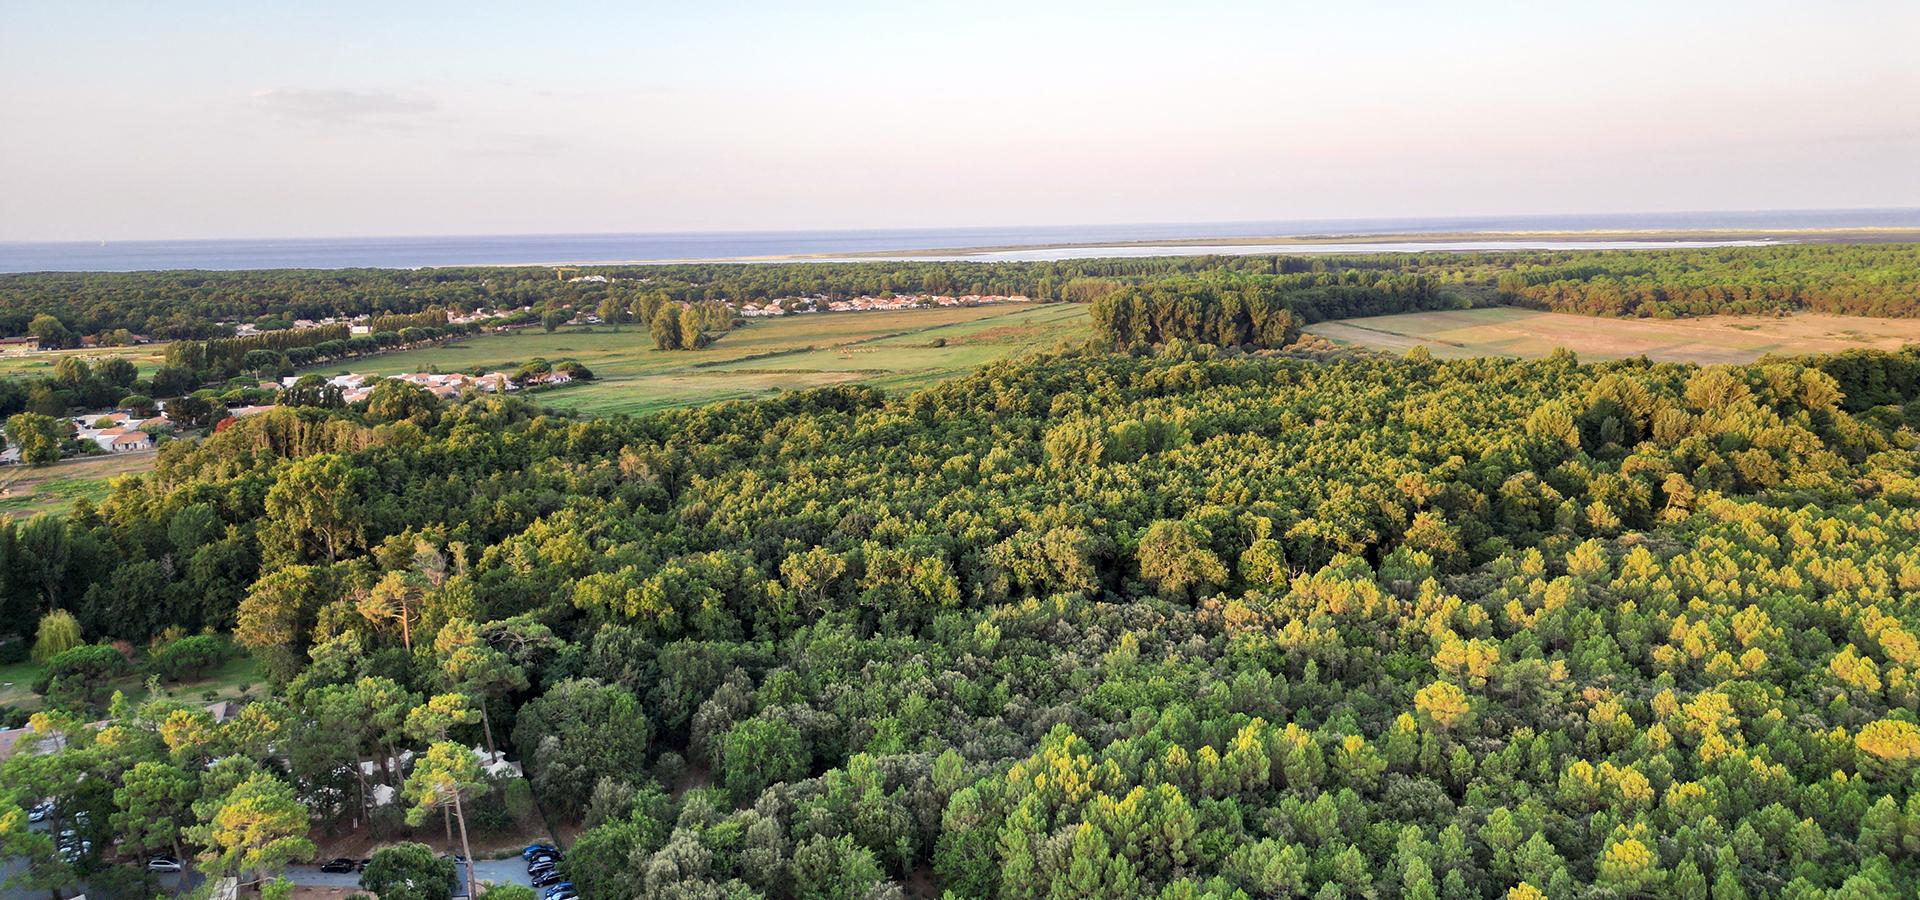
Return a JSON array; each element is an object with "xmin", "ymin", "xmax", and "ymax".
[
  {"xmin": 221, "ymin": 306, "xmax": 534, "ymax": 338},
  {"xmin": 732, "ymin": 292, "xmax": 1028, "ymax": 318},
  {"xmin": 0, "ymin": 368, "xmax": 576, "ymax": 466}
]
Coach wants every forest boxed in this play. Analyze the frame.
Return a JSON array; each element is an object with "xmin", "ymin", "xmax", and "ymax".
[
  {"xmin": 1090, "ymin": 272, "xmax": 1450, "ymax": 349},
  {"xmin": 2, "ymin": 244, "xmax": 1915, "ymax": 342},
  {"xmin": 2, "ymin": 314, "xmax": 1920, "ymax": 897}
]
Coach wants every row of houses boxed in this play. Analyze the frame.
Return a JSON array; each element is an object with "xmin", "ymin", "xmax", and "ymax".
[
  {"xmin": 70, "ymin": 410, "xmax": 171, "ymax": 453},
  {"xmin": 223, "ymin": 306, "xmax": 533, "ymax": 338},
  {"xmin": 227, "ymin": 316, "xmax": 371, "ymax": 337},
  {"xmin": 279, "ymin": 369, "xmax": 571, "ymax": 403},
  {"xmin": 735, "ymin": 292, "xmax": 1028, "ymax": 317}
]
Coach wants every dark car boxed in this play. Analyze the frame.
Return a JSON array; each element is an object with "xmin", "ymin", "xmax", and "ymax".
[
  {"xmin": 529, "ymin": 860, "xmax": 558, "ymax": 876},
  {"xmin": 533, "ymin": 870, "xmax": 566, "ymax": 888},
  {"xmin": 319, "ymin": 858, "xmax": 358, "ymax": 873},
  {"xmin": 528, "ymin": 849, "xmax": 562, "ymax": 864},
  {"xmin": 523, "ymin": 844, "xmax": 558, "ymax": 860}
]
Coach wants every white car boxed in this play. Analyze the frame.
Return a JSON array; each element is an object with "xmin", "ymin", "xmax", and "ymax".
[{"xmin": 147, "ymin": 856, "xmax": 184, "ymax": 873}]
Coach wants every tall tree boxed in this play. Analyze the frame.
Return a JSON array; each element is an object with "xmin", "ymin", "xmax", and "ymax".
[
  {"xmin": 356, "ymin": 571, "xmax": 424, "ymax": 651},
  {"xmin": 113, "ymin": 760, "xmax": 200, "ymax": 884},
  {"xmin": 402, "ymin": 743, "xmax": 486, "ymax": 900},
  {"xmin": 261, "ymin": 455, "xmax": 367, "ymax": 566},
  {"xmin": 5, "ymin": 413, "xmax": 63, "ymax": 467},
  {"xmin": 440, "ymin": 643, "xmax": 525, "ymax": 758},
  {"xmin": 192, "ymin": 772, "xmax": 315, "ymax": 887}
]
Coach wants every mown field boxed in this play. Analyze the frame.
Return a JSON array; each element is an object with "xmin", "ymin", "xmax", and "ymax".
[
  {"xmin": 1305, "ymin": 307, "xmax": 1920, "ymax": 363},
  {"xmin": 303, "ymin": 302, "xmax": 1090, "ymax": 415},
  {"xmin": 0, "ymin": 343, "xmax": 167, "ymax": 378},
  {"xmin": 0, "ymin": 651, "xmax": 262, "ymax": 715},
  {"xmin": 0, "ymin": 450, "xmax": 155, "ymax": 519}
]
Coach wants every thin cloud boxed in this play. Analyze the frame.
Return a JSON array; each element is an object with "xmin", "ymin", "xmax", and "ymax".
[{"xmin": 252, "ymin": 88, "xmax": 439, "ymax": 124}]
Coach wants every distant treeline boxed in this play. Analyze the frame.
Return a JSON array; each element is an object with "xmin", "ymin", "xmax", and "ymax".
[
  {"xmin": 0, "ymin": 256, "xmax": 1434, "ymax": 339},
  {"xmin": 1, "ymin": 244, "xmax": 1917, "ymax": 346},
  {"xmin": 164, "ymin": 324, "xmax": 352, "ymax": 373},
  {"xmin": 370, "ymin": 306, "xmax": 449, "ymax": 333},
  {"xmin": 1091, "ymin": 272, "xmax": 1454, "ymax": 349},
  {"xmin": 160, "ymin": 321, "xmax": 476, "ymax": 388},
  {"xmin": 1496, "ymin": 244, "xmax": 1920, "ymax": 318}
]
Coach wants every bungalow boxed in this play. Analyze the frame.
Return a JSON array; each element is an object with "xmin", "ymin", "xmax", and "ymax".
[{"xmin": 98, "ymin": 430, "xmax": 153, "ymax": 452}]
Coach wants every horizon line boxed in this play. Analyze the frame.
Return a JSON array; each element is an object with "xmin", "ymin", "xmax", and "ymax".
[{"xmin": 5, "ymin": 206, "xmax": 1919, "ymax": 247}]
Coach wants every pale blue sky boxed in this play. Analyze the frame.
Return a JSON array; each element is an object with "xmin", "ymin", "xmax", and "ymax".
[{"xmin": 1, "ymin": 1, "xmax": 1915, "ymax": 240}]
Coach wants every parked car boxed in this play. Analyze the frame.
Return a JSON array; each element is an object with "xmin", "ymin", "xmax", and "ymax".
[
  {"xmin": 543, "ymin": 883, "xmax": 574, "ymax": 899},
  {"xmin": 357, "ymin": 858, "xmax": 372, "ymax": 871},
  {"xmin": 523, "ymin": 844, "xmax": 559, "ymax": 860},
  {"xmin": 147, "ymin": 856, "xmax": 183, "ymax": 873},
  {"xmin": 528, "ymin": 849, "xmax": 562, "ymax": 864},
  {"xmin": 532, "ymin": 869, "xmax": 565, "ymax": 887},
  {"xmin": 319, "ymin": 858, "xmax": 358, "ymax": 873},
  {"xmin": 27, "ymin": 802, "xmax": 51, "ymax": 823},
  {"xmin": 529, "ymin": 862, "xmax": 557, "ymax": 878}
]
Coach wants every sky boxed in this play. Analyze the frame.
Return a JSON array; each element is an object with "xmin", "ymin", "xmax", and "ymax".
[{"xmin": 1, "ymin": 0, "xmax": 1916, "ymax": 241}]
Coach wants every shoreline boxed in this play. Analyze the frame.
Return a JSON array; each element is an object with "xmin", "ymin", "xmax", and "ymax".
[
  {"xmin": 7, "ymin": 227, "xmax": 1917, "ymax": 274},
  {"xmin": 449, "ymin": 227, "xmax": 1920, "ymax": 268}
]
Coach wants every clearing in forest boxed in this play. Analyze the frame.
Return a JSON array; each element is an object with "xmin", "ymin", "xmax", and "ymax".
[
  {"xmin": 0, "ymin": 450, "xmax": 156, "ymax": 519},
  {"xmin": 305, "ymin": 302, "xmax": 1090, "ymax": 416}
]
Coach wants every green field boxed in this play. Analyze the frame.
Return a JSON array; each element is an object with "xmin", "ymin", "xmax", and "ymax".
[
  {"xmin": 304, "ymin": 302, "xmax": 1090, "ymax": 415},
  {"xmin": 0, "ymin": 343, "xmax": 168, "ymax": 379},
  {"xmin": 0, "ymin": 650, "xmax": 264, "ymax": 714},
  {"xmin": 1306, "ymin": 308, "xmax": 1920, "ymax": 364},
  {"xmin": 0, "ymin": 451, "xmax": 156, "ymax": 519}
]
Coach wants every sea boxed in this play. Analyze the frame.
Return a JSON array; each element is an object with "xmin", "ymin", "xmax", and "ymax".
[{"xmin": 2, "ymin": 208, "xmax": 1915, "ymax": 273}]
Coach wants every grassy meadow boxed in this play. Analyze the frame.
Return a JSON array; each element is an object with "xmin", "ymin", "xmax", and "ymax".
[
  {"xmin": 303, "ymin": 302, "xmax": 1090, "ymax": 415},
  {"xmin": 0, "ymin": 650, "xmax": 264, "ymax": 715},
  {"xmin": 0, "ymin": 451, "xmax": 155, "ymax": 519},
  {"xmin": 0, "ymin": 343, "xmax": 168, "ymax": 379},
  {"xmin": 1304, "ymin": 308, "xmax": 1920, "ymax": 363}
]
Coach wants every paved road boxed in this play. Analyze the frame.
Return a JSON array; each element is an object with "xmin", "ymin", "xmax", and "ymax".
[
  {"xmin": 281, "ymin": 858, "xmax": 534, "ymax": 891},
  {"xmin": 0, "ymin": 859, "xmax": 192, "ymax": 899}
]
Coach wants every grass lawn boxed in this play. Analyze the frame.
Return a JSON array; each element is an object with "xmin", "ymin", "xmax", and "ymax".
[
  {"xmin": 0, "ymin": 659, "xmax": 43, "ymax": 711},
  {"xmin": 302, "ymin": 302, "xmax": 1090, "ymax": 416},
  {"xmin": 0, "ymin": 344, "xmax": 169, "ymax": 379},
  {"xmin": 0, "ymin": 649, "xmax": 264, "ymax": 713},
  {"xmin": 0, "ymin": 451, "xmax": 157, "ymax": 519},
  {"xmin": 1305, "ymin": 308, "xmax": 1920, "ymax": 364}
]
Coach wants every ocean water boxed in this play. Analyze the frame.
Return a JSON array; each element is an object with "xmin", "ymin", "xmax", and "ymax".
[
  {"xmin": 1, "ymin": 209, "xmax": 1914, "ymax": 273},
  {"xmin": 838, "ymin": 238, "xmax": 1784, "ymax": 263}
]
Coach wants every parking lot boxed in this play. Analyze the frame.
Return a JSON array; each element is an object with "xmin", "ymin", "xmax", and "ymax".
[{"xmin": 280, "ymin": 857, "xmax": 534, "ymax": 891}]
